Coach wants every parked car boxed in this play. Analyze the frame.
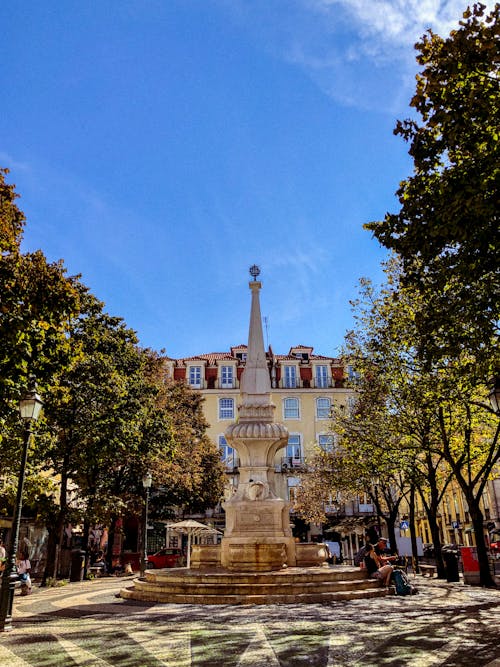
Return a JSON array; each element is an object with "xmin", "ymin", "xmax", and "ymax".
[{"xmin": 147, "ymin": 548, "xmax": 183, "ymax": 569}]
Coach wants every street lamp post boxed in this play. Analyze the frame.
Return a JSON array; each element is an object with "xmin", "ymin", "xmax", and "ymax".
[
  {"xmin": 0, "ymin": 380, "xmax": 43, "ymax": 632},
  {"xmin": 139, "ymin": 472, "xmax": 152, "ymax": 577}
]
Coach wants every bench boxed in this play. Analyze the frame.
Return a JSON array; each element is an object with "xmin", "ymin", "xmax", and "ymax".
[{"xmin": 419, "ymin": 564, "xmax": 437, "ymax": 577}]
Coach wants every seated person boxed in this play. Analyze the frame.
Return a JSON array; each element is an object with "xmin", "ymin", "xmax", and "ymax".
[
  {"xmin": 16, "ymin": 556, "xmax": 32, "ymax": 594},
  {"xmin": 375, "ymin": 537, "xmax": 398, "ymax": 563},
  {"xmin": 364, "ymin": 543, "xmax": 393, "ymax": 586},
  {"xmin": 93, "ymin": 551, "xmax": 108, "ymax": 574}
]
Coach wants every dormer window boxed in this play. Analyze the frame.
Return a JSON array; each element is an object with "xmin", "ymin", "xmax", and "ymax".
[
  {"xmin": 315, "ymin": 365, "xmax": 328, "ymax": 388},
  {"xmin": 235, "ymin": 352, "xmax": 247, "ymax": 361},
  {"xmin": 221, "ymin": 365, "xmax": 234, "ymax": 389},
  {"xmin": 283, "ymin": 365, "xmax": 297, "ymax": 388},
  {"xmin": 188, "ymin": 366, "xmax": 202, "ymax": 388}
]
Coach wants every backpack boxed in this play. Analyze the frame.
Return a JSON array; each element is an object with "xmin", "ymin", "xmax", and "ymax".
[{"xmin": 392, "ymin": 568, "xmax": 414, "ymax": 595}]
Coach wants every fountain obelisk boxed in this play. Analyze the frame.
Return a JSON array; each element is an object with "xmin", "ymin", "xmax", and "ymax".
[{"xmin": 221, "ymin": 266, "xmax": 296, "ymax": 570}]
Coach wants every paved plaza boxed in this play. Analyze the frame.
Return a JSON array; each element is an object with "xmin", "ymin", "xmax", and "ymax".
[{"xmin": 0, "ymin": 574, "xmax": 499, "ymax": 667}]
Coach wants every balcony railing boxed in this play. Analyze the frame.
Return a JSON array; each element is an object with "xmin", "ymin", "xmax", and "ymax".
[{"xmin": 281, "ymin": 456, "xmax": 305, "ymax": 471}]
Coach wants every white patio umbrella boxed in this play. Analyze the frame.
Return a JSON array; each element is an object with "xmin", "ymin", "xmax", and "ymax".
[{"xmin": 166, "ymin": 520, "xmax": 222, "ymax": 568}]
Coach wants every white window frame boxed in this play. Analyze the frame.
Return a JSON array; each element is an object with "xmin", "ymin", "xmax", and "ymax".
[
  {"xmin": 286, "ymin": 434, "xmax": 302, "ymax": 461},
  {"xmin": 318, "ymin": 434, "xmax": 334, "ymax": 452},
  {"xmin": 219, "ymin": 398, "xmax": 235, "ymax": 420},
  {"xmin": 219, "ymin": 435, "xmax": 238, "ymax": 469},
  {"xmin": 220, "ymin": 365, "xmax": 234, "ymax": 388},
  {"xmin": 287, "ymin": 476, "xmax": 300, "ymax": 502},
  {"xmin": 188, "ymin": 366, "xmax": 202, "ymax": 388},
  {"xmin": 283, "ymin": 365, "xmax": 297, "ymax": 389},
  {"xmin": 315, "ymin": 365, "xmax": 328, "ymax": 388},
  {"xmin": 316, "ymin": 397, "xmax": 331, "ymax": 419},
  {"xmin": 283, "ymin": 397, "xmax": 300, "ymax": 420}
]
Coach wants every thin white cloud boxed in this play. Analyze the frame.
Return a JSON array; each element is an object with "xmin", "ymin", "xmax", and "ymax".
[
  {"xmin": 305, "ymin": 0, "xmax": 470, "ymax": 56},
  {"xmin": 289, "ymin": 0, "xmax": 480, "ymax": 110},
  {"xmin": 218, "ymin": 0, "xmax": 494, "ymax": 112}
]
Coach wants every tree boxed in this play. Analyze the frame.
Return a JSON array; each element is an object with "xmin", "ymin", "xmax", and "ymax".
[
  {"xmin": 150, "ymin": 379, "xmax": 225, "ymax": 517},
  {"xmin": 39, "ymin": 294, "xmax": 177, "ymax": 579},
  {"xmin": 433, "ymin": 364, "xmax": 500, "ymax": 586},
  {"xmin": 0, "ymin": 169, "xmax": 80, "ymax": 528},
  {"xmin": 366, "ymin": 3, "xmax": 500, "ymax": 367},
  {"xmin": 39, "ymin": 299, "xmax": 225, "ymax": 579}
]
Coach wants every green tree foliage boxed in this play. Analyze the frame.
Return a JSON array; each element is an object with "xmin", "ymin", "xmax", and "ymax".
[
  {"xmin": 298, "ymin": 257, "xmax": 499, "ymax": 583},
  {"xmin": 366, "ymin": 3, "xmax": 500, "ymax": 366},
  {"xmin": 0, "ymin": 167, "xmax": 25, "ymax": 252},
  {"xmin": 0, "ymin": 169, "xmax": 80, "ymax": 416},
  {"xmin": 0, "ymin": 169, "xmax": 80, "ymax": 510},
  {"xmin": 151, "ymin": 380, "xmax": 226, "ymax": 516}
]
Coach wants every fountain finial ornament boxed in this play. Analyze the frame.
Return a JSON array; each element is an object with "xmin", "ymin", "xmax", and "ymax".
[{"xmin": 249, "ymin": 264, "xmax": 260, "ymax": 281}]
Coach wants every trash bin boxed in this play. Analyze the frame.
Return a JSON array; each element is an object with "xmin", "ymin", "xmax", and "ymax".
[
  {"xmin": 70, "ymin": 549, "xmax": 86, "ymax": 582},
  {"xmin": 443, "ymin": 551, "xmax": 460, "ymax": 582}
]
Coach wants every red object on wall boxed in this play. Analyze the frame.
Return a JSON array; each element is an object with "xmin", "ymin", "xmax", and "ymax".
[
  {"xmin": 206, "ymin": 368, "xmax": 217, "ymax": 388},
  {"xmin": 174, "ymin": 368, "xmax": 186, "ymax": 381},
  {"xmin": 300, "ymin": 367, "xmax": 312, "ymax": 381},
  {"xmin": 331, "ymin": 367, "xmax": 343, "ymax": 380}
]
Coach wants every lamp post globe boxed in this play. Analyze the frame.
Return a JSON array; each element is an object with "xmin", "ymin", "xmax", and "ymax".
[{"xmin": 0, "ymin": 379, "xmax": 43, "ymax": 632}]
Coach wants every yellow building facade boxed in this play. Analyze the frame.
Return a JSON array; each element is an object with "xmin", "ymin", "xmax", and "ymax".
[{"xmin": 165, "ymin": 344, "xmax": 355, "ymax": 507}]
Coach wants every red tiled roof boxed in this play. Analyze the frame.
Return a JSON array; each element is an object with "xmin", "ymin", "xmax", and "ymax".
[
  {"xmin": 178, "ymin": 352, "xmax": 238, "ymax": 365},
  {"xmin": 176, "ymin": 346, "xmax": 341, "ymax": 364}
]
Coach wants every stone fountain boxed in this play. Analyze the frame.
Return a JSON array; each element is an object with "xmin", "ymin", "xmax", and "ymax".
[
  {"xmin": 220, "ymin": 266, "xmax": 296, "ymax": 571},
  {"xmin": 120, "ymin": 267, "xmax": 390, "ymax": 603}
]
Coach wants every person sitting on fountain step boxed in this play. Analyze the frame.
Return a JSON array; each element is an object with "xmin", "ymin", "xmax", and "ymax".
[
  {"xmin": 363, "ymin": 543, "xmax": 393, "ymax": 586},
  {"xmin": 375, "ymin": 537, "xmax": 398, "ymax": 564}
]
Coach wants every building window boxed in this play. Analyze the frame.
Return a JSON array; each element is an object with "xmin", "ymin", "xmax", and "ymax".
[
  {"xmin": 283, "ymin": 365, "xmax": 297, "ymax": 388},
  {"xmin": 189, "ymin": 366, "xmax": 202, "ymax": 388},
  {"xmin": 287, "ymin": 435, "xmax": 302, "ymax": 461},
  {"xmin": 318, "ymin": 434, "xmax": 334, "ymax": 452},
  {"xmin": 287, "ymin": 476, "xmax": 300, "ymax": 503},
  {"xmin": 219, "ymin": 398, "xmax": 235, "ymax": 420},
  {"xmin": 316, "ymin": 397, "xmax": 331, "ymax": 419},
  {"xmin": 347, "ymin": 365, "xmax": 359, "ymax": 382},
  {"xmin": 219, "ymin": 435, "xmax": 238, "ymax": 469},
  {"xmin": 315, "ymin": 365, "xmax": 328, "ymax": 388},
  {"xmin": 221, "ymin": 365, "xmax": 234, "ymax": 388},
  {"xmin": 283, "ymin": 397, "xmax": 300, "ymax": 419}
]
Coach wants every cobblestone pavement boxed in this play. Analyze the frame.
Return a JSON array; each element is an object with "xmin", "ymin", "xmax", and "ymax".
[{"xmin": 0, "ymin": 575, "xmax": 499, "ymax": 666}]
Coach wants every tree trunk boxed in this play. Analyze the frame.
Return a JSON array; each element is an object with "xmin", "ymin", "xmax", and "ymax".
[
  {"xmin": 409, "ymin": 485, "xmax": 420, "ymax": 573},
  {"xmin": 428, "ymin": 518, "xmax": 446, "ymax": 579},
  {"xmin": 106, "ymin": 516, "xmax": 118, "ymax": 573},
  {"xmin": 468, "ymin": 499, "xmax": 496, "ymax": 587},
  {"xmin": 41, "ymin": 521, "xmax": 57, "ymax": 586},
  {"xmin": 82, "ymin": 520, "xmax": 91, "ymax": 577}
]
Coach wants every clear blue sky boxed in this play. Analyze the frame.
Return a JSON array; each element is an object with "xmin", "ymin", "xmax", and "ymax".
[{"xmin": 1, "ymin": 1, "xmax": 472, "ymax": 359}]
